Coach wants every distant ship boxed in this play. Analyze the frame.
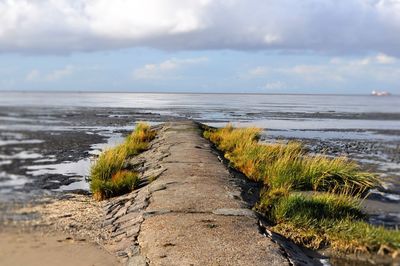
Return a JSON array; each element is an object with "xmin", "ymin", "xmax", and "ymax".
[{"xmin": 371, "ymin": 90, "xmax": 391, "ymax": 96}]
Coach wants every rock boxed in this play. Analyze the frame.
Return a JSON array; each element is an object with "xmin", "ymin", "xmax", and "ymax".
[
  {"xmin": 127, "ymin": 255, "xmax": 148, "ymax": 266},
  {"xmin": 119, "ymin": 216, "xmax": 144, "ymax": 232},
  {"xmin": 106, "ymin": 204, "xmax": 122, "ymax": 218},
  {"xmin": 114, "ymin": 207, "xmax": 128, "ymax": 219},
  {"xmin": 102, "ymin": 217, "xmax": 116, "ymax": 227},
  {"xmin": 127, "ymin": 201, "xmax": 148, "ymax": 213},
  {"xmin": 127, "ymin": 244, "xmax": 141, "ymax": 257},
  {"xmin": 111, "ymin": 229, "xmax": 126, "ymax": 238},
  {"xmin": 126, "ymin": 224, "xmax": 141, "ymax": 238},
  {"xmin": 124, "ymin": 200, "xmax": 133, "ymax": 209},
  {"xmin": 115, "ymin": 212, "xmax": 143, "ymax": 225},
  {"xmin": 116, "ymin": 251, "xmax": 128, "ymax": 258}
]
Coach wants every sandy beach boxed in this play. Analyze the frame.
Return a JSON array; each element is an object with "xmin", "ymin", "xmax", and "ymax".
[{"xmin": 0, "ymin": 229, "xmax": 118, "ymax": 266}]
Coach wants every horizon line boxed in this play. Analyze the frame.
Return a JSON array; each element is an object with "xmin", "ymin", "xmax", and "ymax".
[{"xmin": 1, "ymin": 90, "xmax": 398, "ymax": 97}]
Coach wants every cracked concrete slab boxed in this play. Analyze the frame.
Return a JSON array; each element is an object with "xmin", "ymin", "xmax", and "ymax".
[
  {"xmin": 139, "ymin": 213, "xmax": 287, "ymax": 266},
  {"xmin": 137, "ymin": 121, "xmax": 288, "ymax": 265}
]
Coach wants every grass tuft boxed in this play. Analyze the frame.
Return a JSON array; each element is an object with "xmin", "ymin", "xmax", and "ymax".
[
  {"xmin": 205, "ymin": 125, "xmax": 378, "ymax": 194},
  {"xmin": 270, "ymin": 192, "xmax": 365, "ymax": 225},
  {"xmin": 92, "ymin": 170, "xmax": 139, "ymax": 201},
  {"xmin": 204, "ymin": 124, "xmax": 400, "ymax": 256},
  {"xmin": 90, "ymin": 122, "xmax": 155, "ymax": 200}
]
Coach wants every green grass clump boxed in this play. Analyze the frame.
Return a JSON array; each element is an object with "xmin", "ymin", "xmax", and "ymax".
[
  {"xmin": 90, "ymin": 145, "xmax": 127, "ymax": 185},
  {"xmin": 91, "ymin": 170, "xmax": 139, "ymax": 200},
  {"xmin": 204, "ymin": 125, "xmax": 400, "ymax": 256},
  {"xmin": 275, "ymin": 193, "xmax": 364, "ymax": 223},
  {"xmin": 328, "ymin": 220, "xmax": 400, "ymax": 253},
  {"xmin": 259, "ymin": 188, "xmax": 364, "ymax": 224},
  {"xmin": 205, "ymin": 124, "xmax": 377, "ymax": 194},
  {"xmin": 124, "ymin": 122, "xmax": 156, "ymax": 156},
  {"xmin": 272, "ymin": 213, "xmax": 400, "ymax": 253},
  {"xmin": 90, "ymin": 122, "xmax": 155, "ymax": 200}
]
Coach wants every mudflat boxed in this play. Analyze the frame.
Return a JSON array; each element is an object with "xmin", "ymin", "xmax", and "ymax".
[{"xmin": 2, "ymin": 120, "xmax": 396, "ymax": 265}]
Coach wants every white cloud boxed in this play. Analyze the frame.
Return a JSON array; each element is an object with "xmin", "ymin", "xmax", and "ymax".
[
  {"xmin": 26, "ymin": 69, "xmax": 40, "ymax": 81},
  {"xmin": 247, "ymin": 67, "xmax": 268, "ymax": 77},
  {"xmin": 375, "ymin": 53, "xmax": 396, "ymax": 64},
  {"xmin": 331, "ymin": 53, "xmax": 397, "ymax": 66},
  {"xmin": 263, "ymin": 34, "xmax": 281, "ymax": 44},
  {"xmin": 133, "ymin": 57, "xmax": 208, "ymax": 80},
  {"xmin": 1, "ymin": 0, "xmax": 400, "ymax": 55},
  {"xmin": 285, "ymin": 65, "xmax": 345, "ymax": 83},
  {"xmin": 247, "ymin": 64, "xmax": 342, "ymax": 81},
  {"xmin": 289, "ymin": 65, "xmax": 325, "ymax": 75},
  {"xmin": 262, "ymin": 81, "xmax": 285, "ymax": 90},
  {"xmin": 247, "ymin": 53, "xmax": 400, "ymax": 88},
  {"xmin": 25, "ymin": 65, "xmax": 75, "ymax": 82},
  {"xmin": 46, "ymin": 65, "xmax": 74, "ymax": 81}
]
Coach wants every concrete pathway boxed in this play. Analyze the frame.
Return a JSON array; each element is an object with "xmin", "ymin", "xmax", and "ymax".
[{"xmin": 102, "ymin": 121, "xmax": 290, "ymax": 266}]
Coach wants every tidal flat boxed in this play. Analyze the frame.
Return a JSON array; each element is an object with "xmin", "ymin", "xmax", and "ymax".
[
  {"xmin": 0, "ymin": 95, "xmax": 399, "ymax": 227},
  {"xmin": 0, "ymin": 93, "xmax": 399, "ymax": 265},
  {"xmin": 0, "ymin": 106, "xmax": 176, "ymax": 203}
]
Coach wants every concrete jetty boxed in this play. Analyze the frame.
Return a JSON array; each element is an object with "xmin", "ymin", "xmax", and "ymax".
[{"xmin": 102, "ymin": 121, "xmax": 291, "ymax": 265}]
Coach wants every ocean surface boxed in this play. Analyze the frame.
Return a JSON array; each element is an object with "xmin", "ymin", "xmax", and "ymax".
[
  {"xmin": 1, "ymin": 92, "xmax": 399, "ymax": 116},
  {"xmin": 1, "ymin": 92, "xmax": 400, "ymax": 131},
  {"xmin": 0, "ymin": 92, "xmax": 399, "ymax": 226}
]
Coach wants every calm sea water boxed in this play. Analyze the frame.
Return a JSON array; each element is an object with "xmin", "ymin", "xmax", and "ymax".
[
  {"xmin": 1, "ymin": 92, "xmax": 399, "ymax": 111},
  {"xmin": 1, "ymin": 92, "xmax": 400, "ymax": 130}
]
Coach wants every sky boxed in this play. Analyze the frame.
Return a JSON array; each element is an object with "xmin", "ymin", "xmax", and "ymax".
[{"xmin": 0, "ymin": 0, "xmax": 400, "ymax": 94}]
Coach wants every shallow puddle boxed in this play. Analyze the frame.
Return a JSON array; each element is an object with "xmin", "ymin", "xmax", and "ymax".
[{"xmin": 21, "ymin": 132, "xmax": 125, "ymax": 192}]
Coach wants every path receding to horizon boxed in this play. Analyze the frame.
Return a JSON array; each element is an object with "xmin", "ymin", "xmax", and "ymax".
[{"xmin": 102, "ymin": 121, "xmax": 291, "ymax": 265}]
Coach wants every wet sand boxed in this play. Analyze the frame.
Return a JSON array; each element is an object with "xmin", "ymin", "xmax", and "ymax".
[
  {"xmin": 0, "ymin": 229, "xmax": 118, "ymax": 266},
  {"xmin": 0, "ymin": 193, "xmax": 118, "ymax": 266}
]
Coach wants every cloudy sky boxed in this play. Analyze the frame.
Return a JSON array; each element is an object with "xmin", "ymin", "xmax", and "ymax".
[{"xmin": 1, "ymin": 0, "xmax": 400, "ymax": 94}]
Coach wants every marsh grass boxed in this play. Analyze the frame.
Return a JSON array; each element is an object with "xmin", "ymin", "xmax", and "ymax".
[
  {"xmin": 90, "ymin": 122, "xmax": 155, "ymax": 200},
  {"xmin": 204, "ymin": 125, "xmax": 400, "ymax": 255},
  {"xmin": 92, "ymin": 170, "xmax": 139, "ymax": 201},
  {"xmin": 269, "ymin": 192, "xmax": 365, "ymax": 224},
  {"xmin": 272, "ymin": 216, "xmax": 400, "ymax": 253},
  {"xmin": 205, "ymin": 124, "xmax": 377, "ymax": 193}
]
